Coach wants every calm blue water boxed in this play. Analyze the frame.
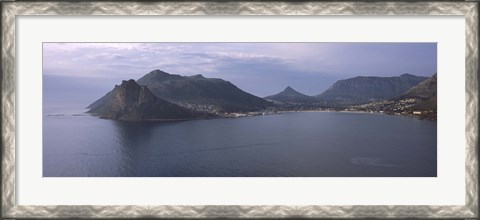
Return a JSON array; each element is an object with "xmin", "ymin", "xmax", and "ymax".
[{"xmin": 43, "ymin": 107, "xmax": 437, "ymax": 177}]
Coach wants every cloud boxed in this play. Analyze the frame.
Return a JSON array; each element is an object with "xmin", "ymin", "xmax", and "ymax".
[{"xmin": 43, "ymin": 42, "xmax": 437, "ymax": 96}]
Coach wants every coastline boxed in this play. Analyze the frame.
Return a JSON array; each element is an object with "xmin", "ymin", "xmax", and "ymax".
[
  {"xmin": 47, "ymin": 108, "xmax": 435, "ymax": 122},
  {"xmin": 232, "ymin": 109, "xmax": 436, "ymax": 121}
]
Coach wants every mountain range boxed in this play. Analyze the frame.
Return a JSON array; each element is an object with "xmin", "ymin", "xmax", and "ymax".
[
  {"xmin": 315, "ymin": 74, "xmax": 428, "ymax": 105},
  {"xmin": 346, "ymin": 73, "xmax": 437, "ymax": 119},
  {"xmin": 263, "ymin": 74, "xmax": 431, "ymax": 107},
  {"xmin": 87, "ymin": 70, "xmax": 436, "ymax": 121}
]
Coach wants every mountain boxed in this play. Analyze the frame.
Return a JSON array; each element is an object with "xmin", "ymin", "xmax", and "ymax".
[
  {"xmin": 347, "ymin": 73, "xmax": 437, "ymax": 119},
  {"xmin": 400, "ymin": 73, "xmax": 437, "ymax": 99},
  {"xmin": 136, "ymin": 69, "xmax": 272, "ymax": 113},
  {"xmin": 264, "ymin": 86, "xmax": 315, "ymax": 104},
  {"xmin": 316, "ymin": 73, "xmax": 428, "ymax": 105},
  {"xmin": 87, "ymin": 79, "xmax": 205, "ymax": 121},
  {"xmin": 401, "ymin": 73, "xmax": 437, "ymax": 111}
]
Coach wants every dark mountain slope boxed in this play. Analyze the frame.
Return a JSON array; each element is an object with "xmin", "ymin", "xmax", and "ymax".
[
  {"xmin": 400, "ymin": 73, "xmax": 437, "ymax": 99},
  {"xmin": 413, "ymin": 95, "xmax": 437, "ymax": 111},
  {"xmin": 136, "ymin": 69, "xmax": 272, "ymax": 113},
  {"xmin": 401, "ymin": 73, "xmax": 437, "ymax": 111},
  {"xmin": 87, "ymin": 79, "xmax": 205, "ymax": 121}
]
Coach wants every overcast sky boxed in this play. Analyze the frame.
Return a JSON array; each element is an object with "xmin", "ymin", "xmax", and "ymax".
[{"xmin": 43, "ymin": 42, "xmax": 437, "ymax": 102}]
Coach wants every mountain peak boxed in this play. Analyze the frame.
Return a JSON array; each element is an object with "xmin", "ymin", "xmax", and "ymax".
[
  {"xmin": 190, "ymin": 74, "xmax": 205, "ymax": 78},
  {"xmin": 400, "ymin": 73, "xmax": 415, "ymax": 77},
  {"xmin": 264, "ymin": 86, "xmax": 314, "ymax": 104},
  {"xmin": 137, "ymin": 69, "xmax": 180, "ymax": 84},
  {"xmin": 144, "ymin": 69, "xmax": 173, "ymax": 78},
  {"xmin": 283, "ymin": 86, "xmax": 295, "ymax": 92},
  {"xmin": 148, "ymin": 69, "xmax": 170, "ymax": 75},
  {"xmin": 119, "ymin": 79, "xmax": 140, "ymax": 88}
]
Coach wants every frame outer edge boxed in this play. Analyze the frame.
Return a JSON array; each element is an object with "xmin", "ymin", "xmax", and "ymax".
[
  {"xmin": 1, "ymin": 1, "xmax": 479, "ymax": 219},
  {"xmin": 1, "ymin": 2, "xmax": 16, "ymax": 218},
  {"xmin": 465, "ymin": 2, "xmax": 479, "ymax": 217}
]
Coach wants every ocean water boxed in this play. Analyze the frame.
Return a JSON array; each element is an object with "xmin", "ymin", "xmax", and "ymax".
[{"xmin": 43, "ymin": 107, "xmax": 437, "ymax": 177}]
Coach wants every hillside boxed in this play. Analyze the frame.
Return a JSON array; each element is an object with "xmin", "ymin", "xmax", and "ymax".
[
  {"xmin": 316, "ymin": 74, "xmax": 428, "ymax": 105},
  {"xmin": 400, "ymin": 73, "xmax": 437, "ymax": 100},
  {"xmin": 136, "ymin": 70, "xmax": 272, "ymax": 113},
  {"xmin": 87, "ymin": 79, "xmax": 206, "ymax": 121}
]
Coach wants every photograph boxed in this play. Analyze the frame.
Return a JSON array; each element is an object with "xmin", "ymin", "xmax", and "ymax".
[{"xmin": 43, "ymin": 42, "xmax": 438, "ymax": 177}]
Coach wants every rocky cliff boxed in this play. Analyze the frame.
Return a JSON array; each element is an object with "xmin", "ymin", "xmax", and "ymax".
[{"xmin": 87, "ymin": 79, "xmax": 205, "ymax": 121}]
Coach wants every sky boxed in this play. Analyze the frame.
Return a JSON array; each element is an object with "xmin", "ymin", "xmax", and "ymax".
[{"xmin": 43, "ymin": 42, "xmax": 437, "ymax": 107}]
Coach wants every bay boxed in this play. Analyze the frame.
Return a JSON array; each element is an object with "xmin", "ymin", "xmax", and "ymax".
[{"xmin": 43, "ymin": 108, "xmax": 437, "ymax": 177}]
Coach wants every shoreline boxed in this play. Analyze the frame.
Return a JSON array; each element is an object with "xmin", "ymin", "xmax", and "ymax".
[
  {"xmin": 228, "ymin": 109, "xmax": 436, "ymax": 121},
  {"xmin": 47, "ymin": 108, "xmax": 436, "ymax": 122}
]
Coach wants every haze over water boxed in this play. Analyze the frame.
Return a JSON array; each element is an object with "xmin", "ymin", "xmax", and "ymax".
[{"xmin": 43, "ymin": 105, "xmax": 437, "ymax": 177}]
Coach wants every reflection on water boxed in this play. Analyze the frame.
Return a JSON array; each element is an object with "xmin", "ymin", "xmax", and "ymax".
[{"xmin": 43, "ymin": 111, "xmax": 437, "ymax": 177}]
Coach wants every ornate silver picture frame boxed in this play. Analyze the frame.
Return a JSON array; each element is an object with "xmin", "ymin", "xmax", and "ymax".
[{"xmin": 1, "ymin": 1, "xmax": 478, "ymax": 218}]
